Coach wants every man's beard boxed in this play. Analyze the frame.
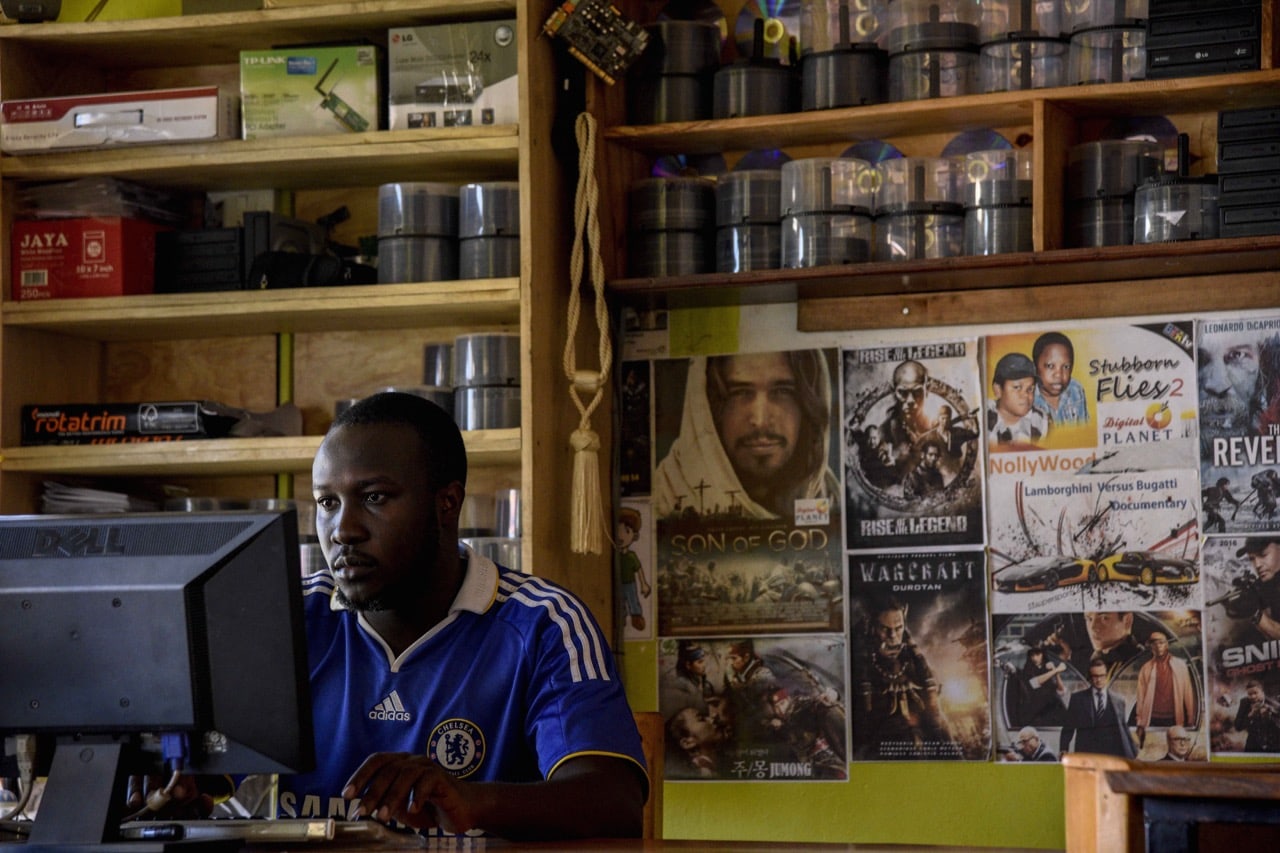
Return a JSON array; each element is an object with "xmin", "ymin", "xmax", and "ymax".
[{"xmin": 334, "ymin": 518, "xmax": 440, "ymax": 612}]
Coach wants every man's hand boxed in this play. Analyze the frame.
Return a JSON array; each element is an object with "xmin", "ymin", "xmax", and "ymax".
[{"xmin": 343, "ymin": 753, "xmax": 480, "ymax": 834}]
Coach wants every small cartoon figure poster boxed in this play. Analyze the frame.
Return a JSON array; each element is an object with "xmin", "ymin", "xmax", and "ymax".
[
  {"xmin": 617, "ymin": 499, "xmax": 654, "ymax": 641},
  {"xmin": 842, "ymin": 339, "xmax": 985, "ymax": 550}
]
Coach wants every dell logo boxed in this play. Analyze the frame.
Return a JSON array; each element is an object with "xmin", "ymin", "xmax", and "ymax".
[{"xmin": 33, "ymin": 527, "xmax": 126, "ymax": 557}]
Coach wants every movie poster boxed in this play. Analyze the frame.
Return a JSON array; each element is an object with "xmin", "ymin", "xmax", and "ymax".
[
  {"xmin": 984, "ymin": 321, "xmax": 1201, "ymax": 613},
  {"xmin": 847, "ymin": 548, "xmax": 990, "ymax": 761},
  {"xmin": 842, "ymin": 339, "xmax": 985, "ymax": 550},
  {"xmin": 992, "ymin": 609, "xmax": 1205, "ymax": 763},
  {"xmin": 1202, "ymin": 534, "xmax": 1280, "ymax": 756},
  {"xmin": 652, "ymin": 350, "xmax": 844, "ymax": 636},
  {"xmin": 617, "ymin": 499, "xmax": 655, "ymax": 641},
  {"xmin": 988, "ymin": 468, "xmax": 1202, "ymax": 613},
  {"xmin": 1197, "ymin": 314, "xmax": 1280, "ymax": 534},
  {"xmin": 657, "ymin": 634, "xmax": 848, "ymax": 781},
  {"xmin": 619, "ymin": 360, "xmax": 652, "ymax": 498}
]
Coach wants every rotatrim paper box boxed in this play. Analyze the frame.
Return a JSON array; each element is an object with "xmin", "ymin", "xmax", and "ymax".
[
  {"xmin": 21, "ymin": 401, "xmax": 241, "ymax": 445},
  {"xmin": 387, "ymin": 21, "xmax": 518, "ymax": 130},
  {"xmin": 11, "ymin": 217, "xmax": 167, "ymax": 301},
  {"xmin": 239, "ymin": 44, "xmax": 383, "ymax": 139},
  {"xmin": 0, "ymin": 86, "xmax": 238, "ymax": 154}
]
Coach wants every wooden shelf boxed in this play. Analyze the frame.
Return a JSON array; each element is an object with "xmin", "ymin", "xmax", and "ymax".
[
  {"xmin": 602, "ymin": 71, "xmax": 1280, "ymax": 156},
  {"xmin": 611, "ymin": 236, "xmax": 1280, "ymax": 322},
  {"xmin": 0, "ymin": 128, "xmax": 519, "ymax": 191},
  {"xmin": 0, "ymin": 0, "xmax": 518, "ymax": 68},
  {"xmin": 0, "ymin": 429, "xmax": 520, "ymax": 477},
  {"xmin": 2, "ymin": 279, "xmax": 521, "ymax": 341}
]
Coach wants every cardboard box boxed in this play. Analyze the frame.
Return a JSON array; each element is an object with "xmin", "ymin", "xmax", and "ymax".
[
  {"xmin": 0, "ymin": 86, "xmax": 238, "ymax": 154},
  {"xmin": 387, "ymin": 21, "xmax": 518, "ymax": 130},
  {"xmin": 11, "ymin": 217, "xmax": 168, "ymax": 301},
  {"xmin": 21, "ymin": 401, "xmax": 241, "ymax": 446},
  {"xmin": 240, "ymin": 44, "xmax": 383, "ymax": 139}
]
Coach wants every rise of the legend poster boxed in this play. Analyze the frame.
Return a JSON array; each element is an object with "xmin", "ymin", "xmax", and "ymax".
[
  {"xmin": 657, "ymin": 634, "xmax": 849, "ymax": 781},
  {"xmin": 1202, "ymin": 533, "xmax": 1280, "ymax": 756},
  {"xmin": 842, "ymin": 339, "xmax": 985, "ymax": 551},
  {"xmin": 1197, "ymin": 314, "xmax": 1280, "ymax": 534},
  {"xmin": 992, "ymin": 609, "xmax": 1206, "ymax": 763},
  {"xmin": 651, "ymin": 350, "xmax": 845, "ymax": 636},
  {"xmin": 847, "ymin": 548, "xmax": 991, "ymax": 761}
]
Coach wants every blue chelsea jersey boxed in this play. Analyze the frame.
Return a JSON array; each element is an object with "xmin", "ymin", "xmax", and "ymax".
[{"xmin": 279, "ymin": 548, "xmax": 647, "ymax": 822}]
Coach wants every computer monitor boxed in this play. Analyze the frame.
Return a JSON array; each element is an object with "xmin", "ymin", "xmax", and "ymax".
[{"xmin": 0, "ymin": 510, "xmax": 315, "ymax": 851}]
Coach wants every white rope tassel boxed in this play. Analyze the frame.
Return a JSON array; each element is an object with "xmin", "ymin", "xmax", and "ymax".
[{"xmin": 564, "ymin": 112, "xmax": 613, "ymax": 554}]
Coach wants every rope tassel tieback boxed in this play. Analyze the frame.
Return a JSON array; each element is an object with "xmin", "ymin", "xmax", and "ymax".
[{"xmin": 564, "ymin": 113, "xmax": 612, "ymax": 554}]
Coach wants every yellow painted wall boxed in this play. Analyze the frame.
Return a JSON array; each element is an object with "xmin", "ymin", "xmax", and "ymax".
[{"xmin": 621, "ymin": 641, "xmax": 1066, "ymax": 849}]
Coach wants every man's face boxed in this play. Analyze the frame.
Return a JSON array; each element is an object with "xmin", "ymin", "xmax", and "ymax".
[
  {"xmin": 727, "ymin": 650, "xmax": 749, "ymax": 673},
  {"xmin": 1036, "ymin": 342, "xmax": 1073, "ymax": 400},
  {"xmin": 867, "ymin": 425, "xmax": 882, "ymax": 448},
  {"xmin": 686, "ymin": 655, "xmax": 707, "ymax": 676},
  {"xmin": 706, "ymin": 694, "xmax": 734, "ymax": 737},
  {"xmin": 922, "ymin": 445, "xmax": 941, "ymax": 469},
  {"xmin": 769, "ymin": 692, "xmax": 793, "ymax": 720},
  {"xmin": 1147, "ymin": 632, "xmax": 1170, "ymax": 660},
  {"xmin": 713, "ymin": 353, "xmax": 802, "ymax": 488},
  {"xmin": 876, "ymin": 608, "xmax": 906, "ymax": 652},
  {"xmin": 1016, "ymin": 733, "xmax": 1039, "ymax": 757},
  {"xmin": 313, "ymin": 423, "xmax": 442, "ymax": 612},
  {"xmin": 1085, "ymin": 611, "xmax": 1133, "ymax": 652},
  {"xmin": 1251, "ymin": 543, "xmax": 1280, "ymax": 584},
  {"xmin": 1167, "ymin": 732, "xmax": 1192, "ymax": 759},
  {"xmin": 995, "ymin": 376, "xmax": 1037, "ymax": 420},
  {"xmin": 1088, "ymin": 664, "xmax": 1109, "ymax": 690},
  {"xmin": 1248, "ymin": 684, "xmax": 1265, "ymax": 704},
  {"xmin": 936, "ymin": 405, "xmax": 952, "ymax": 427},
  {"xmin": 1198, "ymin": 335, "xmax": 1260, "ymax": 431},
  {"xmin": 677, "ymin": 707, "xmax": 725, "ymax": 749},
  {"xmin": 892, "ymin": 361, "xmax": 927, "ymax": 419}
]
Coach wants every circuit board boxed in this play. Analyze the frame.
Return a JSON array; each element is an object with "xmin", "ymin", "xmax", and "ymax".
[{"xmin": 543, "ymin": 0, "xmax": 650, "ymax": 84}]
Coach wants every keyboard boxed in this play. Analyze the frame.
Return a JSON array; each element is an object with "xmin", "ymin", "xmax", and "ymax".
[{"xmin": 118, "ymin": 818, "xmax": 427, "ymax": 847}]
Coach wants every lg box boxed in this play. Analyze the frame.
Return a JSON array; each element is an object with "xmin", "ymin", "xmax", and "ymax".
[
  {"xmin": 0, "ymin": 86, "xmax": 238, "ymax": 154},
  {"xmin": 387, "ymin": 21, "xmax": 518, "ymax": 130},
  {"xmin": 240, "ymin": 44, "xmax": 383, "ymax": 139},
  {"xmin": 11, "ymin": 217, "xmax": 167, "ymax": 301}
]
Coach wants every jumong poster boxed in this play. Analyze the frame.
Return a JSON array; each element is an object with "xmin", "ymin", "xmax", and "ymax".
[
  {"xmin": 652, "ymin": 350, "xmax": 844, "ymax": 636},
  {"xmin": 847, "ymin": 548, "xmax": 990, "ymax": 761},
  {"xmin": 1202, "ymin": 533, "xmax": 1280, "ymax": 756},
  {"xmin": 984, "ymin": 322, "xmax": 1201, "ymax": 615},
  {"xmin": 842, "ymin": 339, "xmax": 985, "ymax": 550},
  {"xmin": 992, "ymin": 609, "xmax": 1205, "ymax": 763},
  {"xmin": 657, "ymin": 634, "xmax": 848, "ymax": 781},
  {"xmin": 1197, "ymin": 314, "xmax": 1280, "ymax": 534}
]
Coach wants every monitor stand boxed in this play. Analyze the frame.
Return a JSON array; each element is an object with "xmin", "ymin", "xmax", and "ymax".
[{"xmin": 20, "ymin": 736, "xmax": 235, "ymax": 852}]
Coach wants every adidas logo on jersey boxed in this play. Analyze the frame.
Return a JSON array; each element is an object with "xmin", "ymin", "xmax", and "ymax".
[{"xmin": 368, "ymin": 690, "xmax": 412, "ymax": 722}]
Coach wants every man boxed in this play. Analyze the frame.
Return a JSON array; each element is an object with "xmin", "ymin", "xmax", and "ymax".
[
  {"xmin": 1003, "ymin": 646, "xmax": 1066, "ymax": 728},
  {"xmin": 878, "ymin": 359, "xmax": 933, "ymax": 463},
  {"xmin": 986, "ymin": 351, "xmax": 1050, "ymax": 447},
  {"xmin": 654, "ymin": 350, "xmax": 838, "ymax": 520},
  {"xmin": 1132, "ymin": 628, "xmax": 1198, "ymax": 748},
  {"xmin": 1060, "ymin": 656, "xmax": 1137, "ymax": 758},
  {"xmin": 1202, "ymin": 476, "xmax": 1240, "ymax": 533},
  {"xmin": 1060, "ymin": 611, "xmax": 1144, "ymax": 684},
  {"xmin": 1234, "ymin": 680, "xmax": 1280, "ymax": 754},
  {"xmin": 853, "ymin": 595, "xmax": 959, "ymax": 760},
  {"xmin": 1001, "ymin": 726, "xmax": 1057, "ymax": 763},
  {"xmin": 1238, "ymin": 537, "xmax": 1280, "ymax": 641},
  {"xmin": 280, "ymin": 392, "xmax": 645, "ymax": 837},
  {"xmin": 663, "ymin": 640, "xmax": 715, "ymax": 714},
  {"xmin": 665, "ymin": 705, "xmax": 729, "ymax": 778},
  {"xmin": 763, "ymin": 686, "xmax": 848, "ymax": 779},
  {"xmin": 1198, "ymin": 327, "xmax": 1263, "ymax": 441},
  {"xmin": 1159, "ymin": 726, "xmax": 1194, "ymax": 761},
  {"xmin": 901, "ymin": 439, "xmax": 945, "ymax": 501},
  {"xmin": 1032, "ymin": 331, "xmax": 1089, "ymax": 426}
]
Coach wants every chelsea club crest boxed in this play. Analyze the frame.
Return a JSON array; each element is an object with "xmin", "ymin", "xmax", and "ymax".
[{"xmin": 427, "ymin": 718, "xmax": 486, "ymax": 778}]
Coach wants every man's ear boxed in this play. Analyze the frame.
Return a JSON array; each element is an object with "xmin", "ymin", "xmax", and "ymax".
[{"xmin": 436, "ymin": 481, "xmax": 465, "ymax": 525}]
